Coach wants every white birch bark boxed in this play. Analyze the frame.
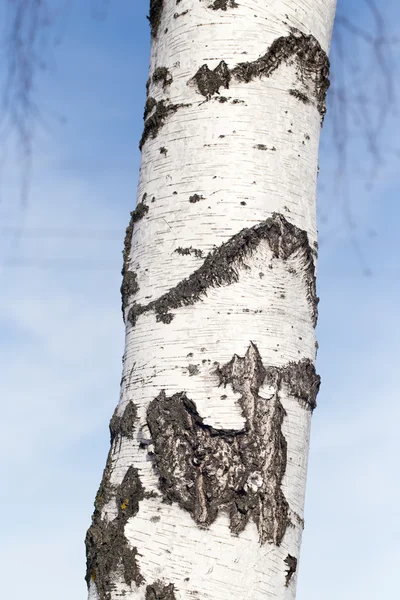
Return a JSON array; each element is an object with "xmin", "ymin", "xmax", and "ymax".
[{"xmin": 86, "ymin": 1, "xmax": 336, "ymax": 599}]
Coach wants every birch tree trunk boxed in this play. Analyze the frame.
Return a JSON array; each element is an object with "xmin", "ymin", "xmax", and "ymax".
[{"xmin": 86, "ymin": 1, "xmax": 337, "ymax": 599}]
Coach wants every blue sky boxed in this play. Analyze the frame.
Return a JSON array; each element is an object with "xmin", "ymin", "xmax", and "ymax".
[{"xmin": 0, "ymin": 1, "xmax": 399, "ymax": 599}]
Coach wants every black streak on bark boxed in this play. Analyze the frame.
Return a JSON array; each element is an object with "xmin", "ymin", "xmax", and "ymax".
[
  {"xmin": 152, "ymin": 67, "xmax": 173, "ymax": 89},
  {"xmin": 190, "ymin": 29, "xmax": 330, "ymax": 116},
  {"xmin": 209, "ymin": 0, "xmax": 238, "ymax": 9},
  {"xmin": 147, "ymin": 342, "xmax": 290, "ymax": 545},
  {"xmin": 148, "ymin": 0, "xmax": 164, "ymax": 38},
  {"xmin": 140, "ymin": 99, "xmax": 190, "ymax": 150},
  {"xmin": 146, "ymin": 581, "xmax": 177, "ymax": 600},
  {"xmin": 121, "ymin": 198, "xmax": 149, "ymax": 316},
  {"xmin": 128, "ymin": 213, "xmax": 318, "ymax": 327},
  {"xmin": 284, "ymin": 554, "xmax": 298, "ymax": 586},
  {"xmin": 289, "ymin": 88, "xmax": 310, "ymax": 104}
]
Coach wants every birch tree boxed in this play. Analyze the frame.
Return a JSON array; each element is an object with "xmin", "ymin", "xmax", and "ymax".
[{"xmin": 86, "ymin": 1, "xmax": 337, "ymax": 599}]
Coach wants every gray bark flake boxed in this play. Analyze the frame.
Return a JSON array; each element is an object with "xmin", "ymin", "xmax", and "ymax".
[
  {"xmin": 146, "ymin": 342, "xmax": 290, "ymax": 545},
  {"xmin": 190, "ymin": 28, "xmax": 330, "ymax": 116},
  {"xmin": 128, "ymin": 213, "xmax": 318, "ymax": 327}
]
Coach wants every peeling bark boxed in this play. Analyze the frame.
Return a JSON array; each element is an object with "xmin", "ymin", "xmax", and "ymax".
[
  {"xmin": 190, "ymin": 29, "xmax": 330, "ymax": 116},
  {"xmin": 128, "ymin": 213, "xmax": 318, "ymax": 327},
  {"xmin": 147, "ymin": 342, "xmax": 290, "ymax": 545}
]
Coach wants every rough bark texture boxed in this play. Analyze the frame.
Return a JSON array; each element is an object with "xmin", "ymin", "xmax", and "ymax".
[
  {"xmin": 128, "ymin": 213, "xmax": 318, "ymax": 328},
  {"xmin": 146, "ymin": 343, "xmax": 319, "ymax": 546},
  {"xmin": 147, "ymin": 0, "xmax": 164, "ymax": 38},
  {"xmin": 139, "ymin": 99, "xmax": 190, "ymax": 150},
  {"xmin": 190, "ymin": 29, "xmax": 330, "ymax": 117},
  {"xmin": 147, "ymin": 343, "xmax": 289, "ymax": 545},
  {"xmin": 85, "ymin": 404, "xmax": 144, "ymax": 600},
  {"xmin": 121, "ymin": 197, "xmax": 149, "ymax": 316},
  {"xmin": 146, "ymin": 582, "xmax": 177, "ymax": 600}
]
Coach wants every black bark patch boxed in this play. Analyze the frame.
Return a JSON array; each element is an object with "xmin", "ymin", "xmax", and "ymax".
[
  {"xmin": 148, "ymin": 0, "xmax": 164, "ymax": 38},
  {"xmin": 187, "ymin": 364, "xmax": 200, "ymax": 376},
  {"xmin": 160, "ymin": 146, "xmax": 168, "ymax": 156},
  {"xmin": 190, "ymin": 29, "xmax": 329, "ymax": 116},
  {"xmin": 144, "ymin": 96, "xmax": 157, "ymax": 120},
  {"xmin": 284, "ymin": 554, "xmax": 298, "ymax": 586},
  {"xmin": 147, "ymin": 342, "xmax": 290, "ymax": 545},
  {"xmin": 140, "ymin": 100, "xmax": 189, "ymax": 150},
  {"xmin": 174, "ymin": 10, "xmax": 188, "ymax": 18},
  {"xmin": 109, "ymin": 401, "xmax": 138, "ymax": 443},
  {"xmin": 86, "ymin": 466, "xmax": 145, "ymax": 600},
  {"xmin": 121, "ymin": 199, "xmax": 149, "ymax": 316},
  {"xmin": 189, "ymin": 193, "xmax": 204, "ymax": 203},
  {"xmin": 279, "ymin": 359, "xmax": 320, "ymax": 410},
  {"xmin": 209, "ymin": 0, "xmax": 238, "ymax": 9},
  {"xmin": 190, "ymin": 61, "xmax": 231, "ymax": 98},
  {"xmin": 121, "ymin": 271, "xmax": 139, "ymax": 314},
  {"xmin": 174, "ymin": 246, "xmax": 204, "ymax": 258},
  {"xmin": 289, "ymin": 88, "xmax": 310, "ymax": 104},
  {"xmin": 128, "ymin": 213, "xmax": 318, "ymax": 327},
  {"xmin": 118, "ymin": 466, "xmax": 145, "ymax": 519},
  {"xmin": 152, "ymin": 67, "xmax": 173, "ymax": 89},
  {"xmin": 146, "ymin": 581, "xmax": 176, "ymax": 600},
  {"xmin": 254, "ymin": 144, "xmax": 268, "ymax": 150}
]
